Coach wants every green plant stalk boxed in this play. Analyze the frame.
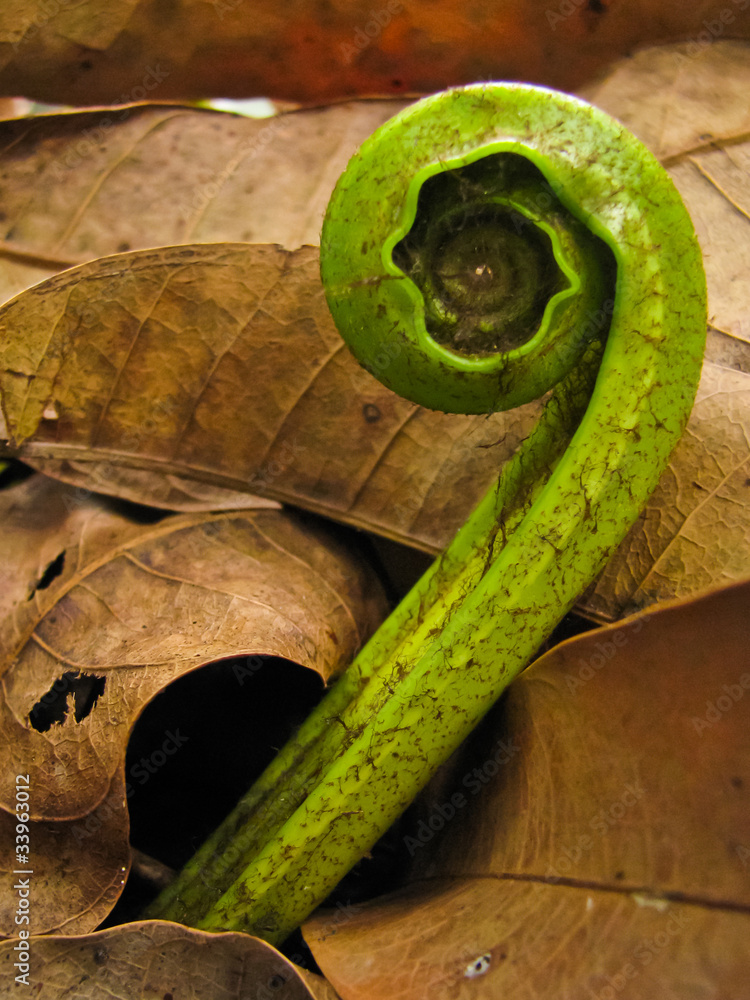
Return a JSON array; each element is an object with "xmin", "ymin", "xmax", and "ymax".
[
  {"xmin": 146, "ymin": 84, "xmax": 706, "ymax": 943},
  {"xmin": 146, "ymin": 345, "xmax": 596, "ymax": 926},
  {"xmin": 146, "ymin": 156, "xmax": 607, "ymax": 926}
]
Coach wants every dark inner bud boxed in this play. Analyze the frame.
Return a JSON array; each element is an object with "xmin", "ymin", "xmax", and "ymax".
[{"xmin": 392, "ymin": 153, "xmax": 567, "ymax": 355}]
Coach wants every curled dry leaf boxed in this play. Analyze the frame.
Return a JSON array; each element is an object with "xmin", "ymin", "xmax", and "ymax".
[
  {"xmin": 0, "ymin": 919, "xmax": 339, "ymax": 998},
  {"xmin": 0, "ymin": 474, "xmax": 386, "ymax": 935},
  {"xmin": 0, "ymin": 474, "xmax": 385, "ymax": 817},
  {"xmin": 1, "ymin": 0, "xmax": 750, "ymax": 106},
  {"xmin": 304, "ymin": 580, "xmax": 750, "ymax": 999}
]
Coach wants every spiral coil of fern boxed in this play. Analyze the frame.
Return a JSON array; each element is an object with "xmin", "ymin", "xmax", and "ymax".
[{"xmin": 147, "ymin": 84, "xmax": 706, "ymax": 943}]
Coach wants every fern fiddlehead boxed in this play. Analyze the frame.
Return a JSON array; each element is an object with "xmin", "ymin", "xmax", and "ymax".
[{"xmin": 147, "ymin": 84, "xmax": 706, "ymax": 943}]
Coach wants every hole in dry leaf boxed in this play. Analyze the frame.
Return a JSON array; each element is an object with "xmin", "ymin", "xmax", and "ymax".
[
  {"xmin": 102, "ymin": 655, "xmax": 327, "ymax": 968},
  {"xmin": 29, "ymin": 670, "xmax": 106, "ymax": 732},
  {"xmin": 28, "ymin": 550, "xmax": 65, "ymax": 598},
  {"xmin": 464, "ymin": 954, "xmax": 491, "ymax": 979},
  {"xmin": 121, "ymin": 656, "xmax": 326, "ymax": 871}
]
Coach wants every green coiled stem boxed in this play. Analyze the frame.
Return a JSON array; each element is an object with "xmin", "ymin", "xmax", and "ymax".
[{"xmin": 145, "ymin": 83, "xmax": 706, "ymax": 943}]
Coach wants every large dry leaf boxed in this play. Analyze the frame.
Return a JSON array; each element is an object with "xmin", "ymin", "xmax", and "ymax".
[
  {"xmin": 0, "ymin": 241, "xmax": 539, "ymax": 547},
  {"xmin": 1, "ymin": 0, "xmax": 750, "ymax": 105},
  {"xmin": 0, "ymin": 475, "xmax": 386, "ymax": 821},
  {"xmin": 2, "ymin": 237, "xmax": 750, "ymax": 624},
  {"xmin": 0, "ymin": 100, "xmax": 407, "ymax": 306},
  {"xmin": 305, "ymin": 580, "xmax": 750, "ymax": 998},
  {"xmin": 0, "ymin": 920, "xmax": 339, "ymax": 998}
]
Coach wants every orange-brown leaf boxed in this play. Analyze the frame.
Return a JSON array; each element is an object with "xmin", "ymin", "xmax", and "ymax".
[{"xmin": 2, "ymin": 1, "xmax": 750, "ymax": 105}]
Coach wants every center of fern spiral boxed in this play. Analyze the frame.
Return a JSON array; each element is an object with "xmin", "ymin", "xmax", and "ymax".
[{"xmin": 392, "ymin": 153, "xmax": 567, "ymax": 356}]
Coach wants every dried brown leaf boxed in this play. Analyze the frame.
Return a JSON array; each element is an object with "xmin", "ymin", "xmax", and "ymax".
[
  {"xmin": 0, "ymin": 919, "xmax": 339, "ymax": 998},
  {"xmin": 0, "ymin": 242, "xmax": 537, "ymax": 545},
  {"xmin": 0, "ymin": 772, "xmax": 130, "ymax": 937},
  {"xmin": 0, "ymin": 101, "xmax": 407, "ymax": 306},
  {"xmin": 581, "ymin": 40, "xmax": 750, "ymax": 354},
  {"xmin": 305, "ymin": 581, "xmax": 750, "ymax": 998},
  {"xmin": 0, "ymin": 475, "xmax": 385, "ymax": 819}
]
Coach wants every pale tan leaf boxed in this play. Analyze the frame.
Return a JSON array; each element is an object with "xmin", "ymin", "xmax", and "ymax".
[
  {"xmin": 0, "ymin": 919, "xmax": 340, "ymax": 998},
  {"xmin": 305, "ymin": 581, "xmax": 750, "ymax": 998},
  {"xmin": 582, "ymin": 362, "xmax": 750, "ymax": 619},
  {"xmin": 0, "ymin": 101, "xmax": 407, "ymax": 305},
  {"xmin": 579, "ymin": 40, "xmax": 750, "ymax": 162}
]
